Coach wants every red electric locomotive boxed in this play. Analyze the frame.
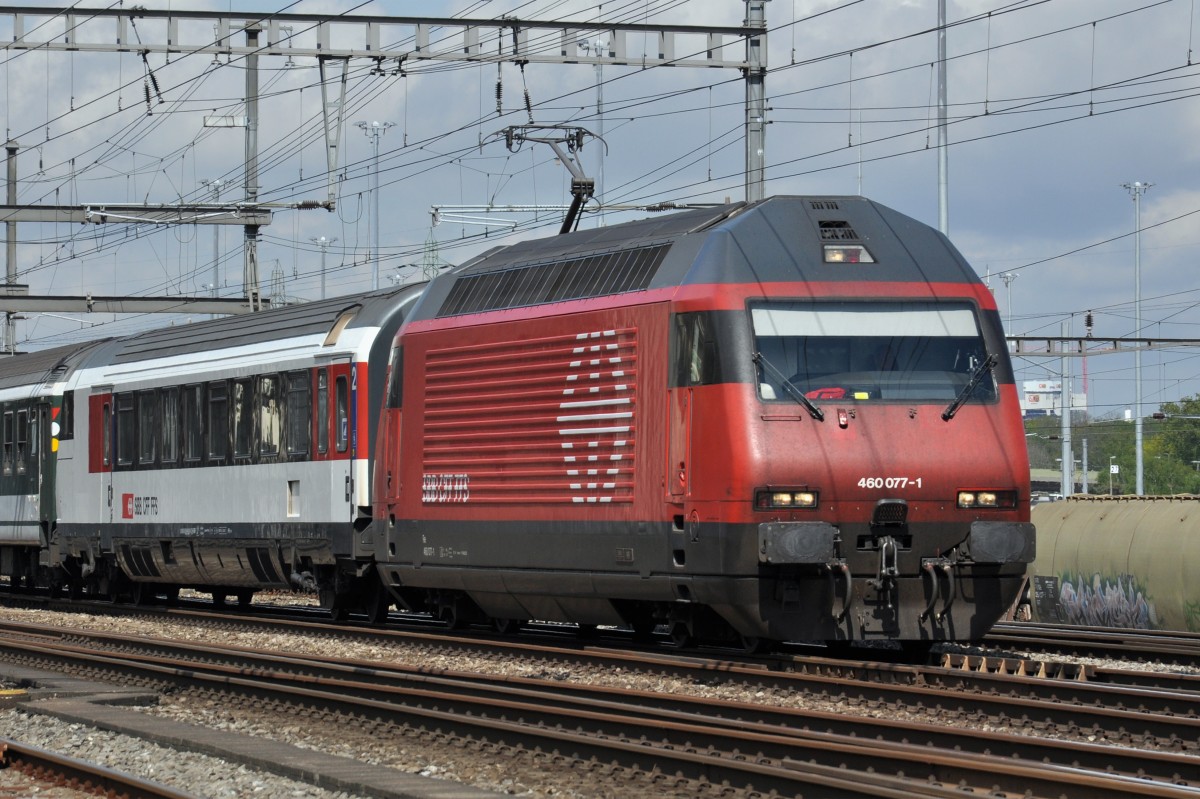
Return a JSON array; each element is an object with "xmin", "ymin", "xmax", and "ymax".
[{"xmin": 371, "ymin": 196, "xmax": 1034, "ymax": 647}]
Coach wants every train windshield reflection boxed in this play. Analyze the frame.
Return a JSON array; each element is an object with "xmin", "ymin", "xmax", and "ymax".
[{"xmin": 751, "ymin": 301, "xmax": 996, "ymax": 403}]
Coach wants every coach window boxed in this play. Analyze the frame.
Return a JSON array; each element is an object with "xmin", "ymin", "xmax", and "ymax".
[
  {"xmin": 60, "ymin": 392, "xmax": 75, "ymax": 441},
  {"xmin": 2, "ymin": 410, "xmax": 11, "ymax": 476},
  {"xmin": 14, "ymin": 409, "xmax": 27, "ymax": 475},
  {"xmin": 30, "ymin": 408, "xmax": 40, "ymax": 475},
  {"xmin": 116, "ymin": 394, "xmax": 135, "ymax": 467},
  {"xmin": 286, "ymin": 371, "xmax": 311, "ymax": 457},
  {"xmin": 207, "ymin": 382, "xmax": 229, "ymax": 463},
  {"xmin": 259, "ymin": 376, "xmax": 281, "ymax": 456},
  {"xmin": 137, "ymin": 390, "xmax": 157, "ymax": 466},
  {"xmin": 335, "ymin": 375, "xmax": 349, "ymax": 453},
  {"xmin": 232, "ymin": 379, "xmax": 252, "ymax": 460},
  {"xmin": 101, "ymin": 402, "xmax": 111, "ymax": 468},
  {"xmin": 317, "ymin": 369, "xmax": 329, "ymax": 455},
  {"xmin": 182, "ymin": 384, "xmax": 203, "ymax": 463},
  {"xmin": 160, "ymin": 387, "xmax": 179, "ymax": 464}
]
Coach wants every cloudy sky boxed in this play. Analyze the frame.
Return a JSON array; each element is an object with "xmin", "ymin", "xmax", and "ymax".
[{"xmin": 1, "ymin": 0, "xmax": 1196, "ymax": 422}]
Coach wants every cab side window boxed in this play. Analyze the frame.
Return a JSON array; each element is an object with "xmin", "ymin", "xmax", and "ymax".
[{"xmin": 672, "ymin": 313, "xmax": 720, "ymax": 387}]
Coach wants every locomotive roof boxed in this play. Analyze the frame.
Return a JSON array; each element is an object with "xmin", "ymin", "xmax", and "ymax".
[
  {"xmin": 100, "ymin": 283, "xmax": 426, "ymax": 365},
  {"xmin": 413, "ymin": 196, "xmax": 979, "ymax": 321}
]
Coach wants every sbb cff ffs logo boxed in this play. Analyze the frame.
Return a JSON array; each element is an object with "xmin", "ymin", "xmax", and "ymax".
[{"xmin": 122, "ymin": 494, "xmax": 159, "ymax": 518}]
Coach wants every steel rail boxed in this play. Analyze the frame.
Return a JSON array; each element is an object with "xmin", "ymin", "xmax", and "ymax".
[
  {"xmin": 0, "ymin": 738, "xmax": 200, "ymax": 799},
  {"xmin": 989, "ymin": 622, "xmax": 1200, "ymax": 665}
]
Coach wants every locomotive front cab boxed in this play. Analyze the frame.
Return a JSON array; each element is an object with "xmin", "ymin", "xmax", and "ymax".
[{"xmin": 691, "ymin": 297, "xmax": 1035, "ymax": 642}]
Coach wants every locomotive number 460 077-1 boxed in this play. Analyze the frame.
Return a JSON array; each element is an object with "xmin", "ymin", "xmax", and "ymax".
[{"xmin": 857, "ymin": 476, "xmax": 922, "ymax": 489}]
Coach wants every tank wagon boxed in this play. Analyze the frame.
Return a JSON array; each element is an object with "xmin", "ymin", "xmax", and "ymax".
[
  {"xmin": 1029, "ymin": 496, "xmax": 1200, "ymax": 631},
  {"xmin": 0, "ymin": 284, "xmax": 425, "ymax": 617},
  {"xmin": 371, "ymin": 195, "xmax": 1035, "ymax": 646}
]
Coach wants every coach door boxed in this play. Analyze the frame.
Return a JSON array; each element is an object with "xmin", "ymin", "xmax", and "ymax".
[
  {"xmin": 316, "ymin": 360, "xmax": 354, "ymax": 519},
  {"xmin": 98, "ymin": 392, "xmax": 114, "ymax": 524}
]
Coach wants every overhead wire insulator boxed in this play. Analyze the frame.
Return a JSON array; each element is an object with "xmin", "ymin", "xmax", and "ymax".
[
  {"xmin": 149, "ymin": 71, "xmax": 163, "ymax": 103},
  {"xmin": 495, "ymin": 78, "xmax": 503, "ymax": 115},
  {"xmin": 518, "ymin": 62, "xmax": 533, "ymax": 123},
  {"xmin": 143, "ymin": 79, "xmax": 153, "ymax": 115}
]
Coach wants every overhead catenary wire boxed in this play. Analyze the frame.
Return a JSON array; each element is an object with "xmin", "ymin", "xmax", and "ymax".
[{"xmin": 5, "ymin": 0, "xmax": 1198, "ymax": 356}]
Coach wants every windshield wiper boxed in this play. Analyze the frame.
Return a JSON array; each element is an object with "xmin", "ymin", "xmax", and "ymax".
[
  {"xmin": 942, "ymin": 352, "xmax": 998, "ymax": 421},
  {"xmin": 753, "ymin": 352, "xmax": 824, "ymax": 421}
]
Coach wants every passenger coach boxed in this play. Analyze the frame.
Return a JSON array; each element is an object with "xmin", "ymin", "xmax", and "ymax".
[{"xmin": 0, "ymin": 285, "xmax": 424, "ymax": 615}]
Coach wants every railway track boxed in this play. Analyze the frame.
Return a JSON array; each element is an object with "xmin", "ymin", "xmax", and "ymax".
[
  {"xmin": 0, "ymin": 615, "xmax": 1197, "ymax": 797},
  {"xmin": 989, "ymin": 621, "xmax": 1200, "ymax": 665},
  {"xmin": 0, "ymin": 737, "xmax": 198, "ymax": 799}
]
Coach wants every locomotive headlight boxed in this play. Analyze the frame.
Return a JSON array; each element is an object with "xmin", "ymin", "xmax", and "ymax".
[
  {"xmin": 957, "ymin": 490, "xmax": 1017, "ymax": 509},
  {"xmin": 823, "ymin": 244, "xmax": 875, "ymax": 264},
  {"xmin": 756, "ymin": 489, "xmax": 819, "ymax": 509}
]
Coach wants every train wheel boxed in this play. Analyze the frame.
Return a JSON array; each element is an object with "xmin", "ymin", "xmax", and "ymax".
[
  {"xmin": 740, "ymin": 635, "xmax": 775, "ymax": 655},
  {"xmin": 630, "ymin": 619, "xmax": 657, "ymax": 644},
  {"xmin": 132, "ymin": 583, "xmax": 154, "ymax": 606},
  {"xmin": 493, "ymin": 618, "xmax": 523, "ymax": 636},
  {"xmin": 237, "ymin": 591, "xmax": 254, "ymax": 609},
  {"xmin": 365, "ymin": 585, "xmax": 391, "ymax": 624},
  {"xmin": 440, "ymin": 605, "xmax": 467, "ymax": 630},
  {"xmin": 670, "ymin": 622, "xmax": 695, "ymax": 649},
  {"xmin": 212, "ymin": 593, "xmax": 228, "ymax": 609}
]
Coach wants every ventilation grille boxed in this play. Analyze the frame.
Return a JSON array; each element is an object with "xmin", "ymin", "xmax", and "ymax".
[
  {"xmin": 437, "ymin": 244, "xmax": 669, "ymax": 318},
  {"xmin": 810, "ymin": 200, "xmax": 841, "ymax": 211},
  {"xmin": 421, "ymin": 327, "xmax": 638, "ymax": 505},
  {"xmin": 819, "ymin": 220, "xmax": 861, "ymax": 241}
]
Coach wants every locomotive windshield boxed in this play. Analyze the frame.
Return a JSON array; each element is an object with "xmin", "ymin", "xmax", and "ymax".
[{"xmin": 752, "ymin": 300, "xmax": 996, "ymax": 403}]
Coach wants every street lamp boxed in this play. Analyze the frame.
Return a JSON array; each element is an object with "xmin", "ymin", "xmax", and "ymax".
[
  {"xmin": 201, "ymin": 178, "xmax": 226, "ymax": 297},
  {"xmin": 999, "ymin": 272, "xmax": 1017, "ymax": 341},
  {"xmin": 1055, "ymin": 457, "xmax": 1081, "ymax": 495},
  {"xmin": 355, "ymin": 120, "xmax": 396, "ymax": 291},
  {"xmin": 1123, "ymin": 180, "xmax": 1152, "ymax": 494},
  {"xmin": 309, "ymin": 236, "xmax": 337, "ymax": 300}
]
